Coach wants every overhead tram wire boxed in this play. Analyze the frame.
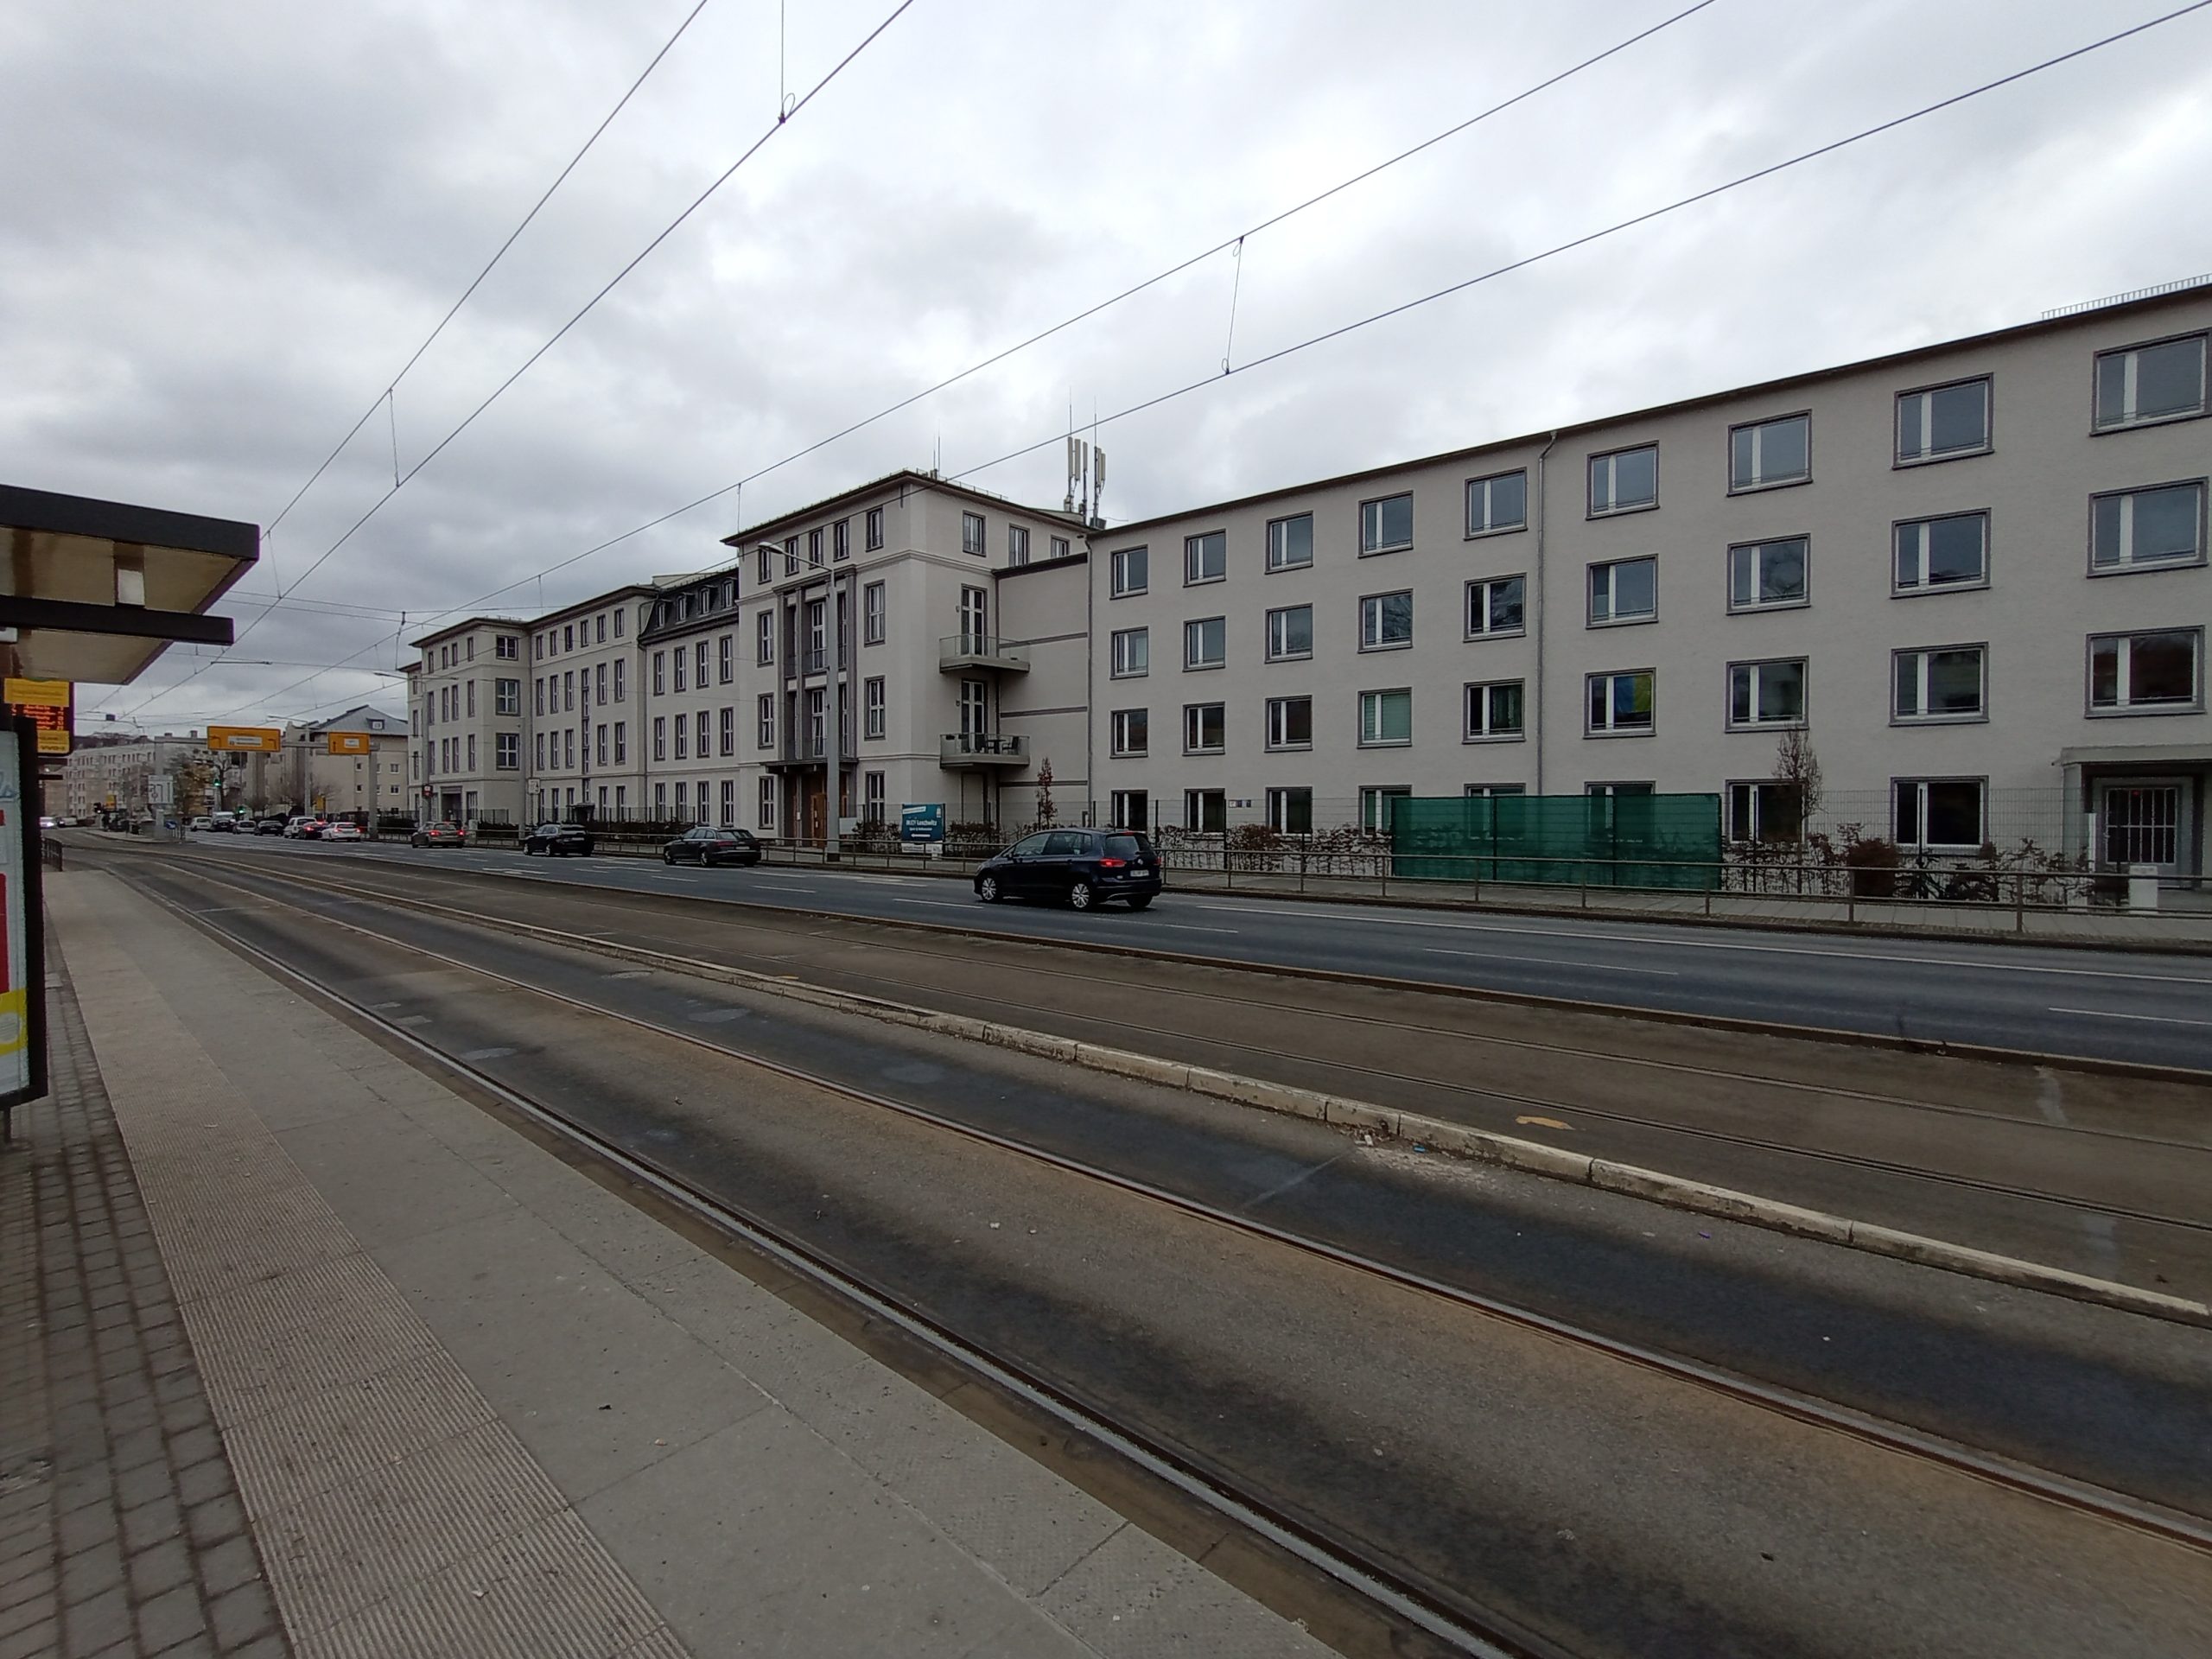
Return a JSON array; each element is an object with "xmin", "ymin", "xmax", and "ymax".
[
  {"xmin": 282, "ymin": 0, "xmax": 1726, "ymax": 649},
  {"xmin": 259, "ymin": 0, "xmax": 717, "ymax": 548},
  {"xmin": 943, "ymin": 0, "xmax": 2212, "ymax": 486},
  {"xmin": 118, "ymin": 0, "xmax": 918, "ymax": 726}
]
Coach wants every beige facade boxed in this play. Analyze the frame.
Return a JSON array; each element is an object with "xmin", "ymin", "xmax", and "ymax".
[
  {"xmin": 58, "ymin": 735, "xmax": 203, "ymax": 819},
  {"xmin": 526, "ymin": 584, "xmax": 655, "ymax": 823},
  {"xmin": 407, "ymin": 616, "xmax": 528, "ymax": 823}
]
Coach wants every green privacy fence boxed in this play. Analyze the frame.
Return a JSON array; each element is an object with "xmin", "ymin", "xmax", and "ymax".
[{"xmin": 1389, "ymin": 792, "xmax": 1724, "ymax": 890}]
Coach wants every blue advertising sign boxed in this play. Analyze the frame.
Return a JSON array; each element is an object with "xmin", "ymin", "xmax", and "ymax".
[{"xmin": 900, "ymin": 803, "xmax": 945, "ymax": 843}]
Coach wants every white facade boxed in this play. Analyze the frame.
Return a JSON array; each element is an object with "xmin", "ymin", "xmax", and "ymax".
[
  {"xmin": 525, "ymin": 586, "xmax": 654, "ymax": 823},
  {"xmin": 406, "ymin": 617, "xmax": 528, "ymax": 823}
]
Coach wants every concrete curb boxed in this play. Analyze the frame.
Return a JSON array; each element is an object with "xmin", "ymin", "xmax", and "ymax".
[{"xmin": 134, "ymin": 849, "xmax": 2212, "ymax": 1331}]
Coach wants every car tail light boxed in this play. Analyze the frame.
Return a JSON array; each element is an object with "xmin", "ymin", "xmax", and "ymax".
[{"xmin": 1096, "ymin": 856, "xmax": 1126, "ymax": 868}]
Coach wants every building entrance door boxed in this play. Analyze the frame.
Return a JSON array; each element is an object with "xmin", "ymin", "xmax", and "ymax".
[
  {"xmin": 804, "ymin": 780, "xmax": 826, "ymax": 843},
  {"xmin": 2096, "ymin": 778, "xmax": 2193, "ymax": 874}
]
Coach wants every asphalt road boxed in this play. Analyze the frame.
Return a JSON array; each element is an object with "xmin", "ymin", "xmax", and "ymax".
[
  {"xmin": 159, "ymin": 831, "xmax": 2212, "ymax": 1070},
  {"xmin": 113, "ymin": 854, "xmax": 2212, "ymax": 1658}
]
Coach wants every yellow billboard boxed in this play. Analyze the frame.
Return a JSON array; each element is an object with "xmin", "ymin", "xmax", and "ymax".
[
  {"xmin": 325, "ymin": 732, "xmax": 372, "ymax": 755},
  {"xmin": 3, "ymin": 680, "xmax": 73, "ymax": 756},
  {"xmin": 3, "ymin": 677, "xmax": 71, "ymax": 709},
  {"xmin": 207, "ymin": 726, "xmax": 282, "ymax": 753}
]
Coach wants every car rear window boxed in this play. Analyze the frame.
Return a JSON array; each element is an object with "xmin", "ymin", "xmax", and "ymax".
[{"xmin": 1104, "ymin": 834, "xmax": 1149, "ymax": 860}]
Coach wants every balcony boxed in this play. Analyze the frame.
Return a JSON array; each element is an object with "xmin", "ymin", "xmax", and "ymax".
[
  {"xmin": 941, "ymin": 731, "xmax": 1029, "ymax": 768},
  {"xmin": 938, "ymin": 634, "xmax": 1030, "ymax": 674}
]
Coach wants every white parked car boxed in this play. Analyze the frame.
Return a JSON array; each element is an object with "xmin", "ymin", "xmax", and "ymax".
[{"xmin": 321, "ymin": 822, "xmax": 364, "ymax": 842}]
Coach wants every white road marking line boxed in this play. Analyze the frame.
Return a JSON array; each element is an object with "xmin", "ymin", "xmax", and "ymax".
[
  {"xmin": 2047, "ymin": 1006, "xmax": 2212, "ymax": 1027},
  {"xmin": 1146, "ymin": 923, "xmax": 1240, "ymax": 935},
  {"xmin": 886, "ymin": 897, "xmax": 977, "ymax": 908},
  {"xmin": 1425, "ymin": 947, "xmax": 1679, "ymax": 977},
  {"xmin": 1185, "ymin": 903, "xmax": 2212, "ymax": 986}
]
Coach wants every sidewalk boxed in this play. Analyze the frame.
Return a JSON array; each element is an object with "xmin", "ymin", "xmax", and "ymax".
[{"xmin": 8, "ymin": 871, "xmax": 1331, "ymax": 1657}]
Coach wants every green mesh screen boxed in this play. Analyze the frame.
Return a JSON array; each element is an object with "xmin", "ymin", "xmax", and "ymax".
[{"xmin": 1389, "ymin": 793, "xmax": 1722, "ymax": 890}]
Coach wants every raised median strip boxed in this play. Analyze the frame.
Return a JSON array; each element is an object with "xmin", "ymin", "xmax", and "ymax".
[{"xmin": 130, "ymin": 849, "xmax": 2212, "ymax": 1331}]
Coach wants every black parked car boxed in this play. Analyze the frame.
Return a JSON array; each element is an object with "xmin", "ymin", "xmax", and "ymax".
[
  {"xmin": 662, "ymin": 825, "xmax": 762, "ymax": 867},
  {"xmin": 254, "ymin": 816, "xmax": 288, "ymax": 836},
  {"xmin": 522, "ymin": 822, "xmax": 594, "ymax": 857},
  {"xmin": 974, "ymin": 828, "xmax": 1161, "ymax": 911}
]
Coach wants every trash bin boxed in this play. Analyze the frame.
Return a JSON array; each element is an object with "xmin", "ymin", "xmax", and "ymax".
[{"xmin": 2128, "ymin": 863, "xmax": 2159, "ymax": 911}]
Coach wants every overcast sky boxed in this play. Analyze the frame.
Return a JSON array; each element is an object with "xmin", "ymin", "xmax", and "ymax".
[{"xmin": 5, "ymin": 0, "xmax": 2209, "ymax": 732}]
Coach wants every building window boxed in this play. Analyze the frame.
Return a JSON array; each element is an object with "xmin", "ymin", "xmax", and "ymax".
[
  {"xmin": 755, "ymin": 696, "xmax": 773, "ymax": 749},
  {"xmin": 1266, "ymin": 604, "xmax": 1313, "ymax": 661},
  {"xmin": 1266, "ymin": 514, "xmax": 1313, "ymax": 571},
  {"xmin": 1728, "ymin": 413, "xmax": 1810, "ymax": 492},
  {"xmin": 1464, "ymin": 681, "xmax": 1525, "ymax": 741},
  {"xmin": 715, "ymin": 706, "xmax": 734, "ymax": 756},
  {"xmin": 1007, "ymin": 524, "xmax": 1030, "ymax": 565},
  {"xmin": 1110, "ymin": 627, "xmax": 1148, "ymax": 678},
  {"xmin": 758, "ymin": 777, "xmax": 776, "ymax": 830},
  {"xmin": 1185, "ymin": 531, "xmax": 1226, "ymax": 584},
  {"xmin": 1465, "ymin": 783, "xmax": 1526, "ymax": 799},
  {"xmin": 2094, "ymin": 333, "xmax": 2207, "ymax": 431},
  {"xmin": 1359, "ymin": 591, "xmax": 1413, "ymax": 651},
  {"xmin": 1358, "ymin": 689, "xmax": 1411, "ymax": 747},
  {"xmin": 675, "ymin": 781, "xmax": 688, "ymax": 820},
  {"xmin": 1587, "ymin": 670, "xmax": 1655, "ymax": 734},
  {"xmin": 1051, "ymin": 535, "xmax": 1070, "ymax": 561},
  {"xmin": 862, "ymin": 582, "xmax": 886, "ymax": 645},
  {"xmin": 496, "ymin": 634, "xmax": 518, "ymax": 659},
  {"xmin": 674, "ymin": 713, "xmax": 689, "ymax": 760},
  {"xmin": 1896, "ymin": 377, "xmax": 1991, "ymax": 463},
  {"xmin": 963, "ymin": 512, "xmax": 987, "ymax": 555},
  {"xmin": 756, "ymin": 612, "xmax": 773, "ymax": 664},
  {"xmin": 1266, "ymin": 787, "xmax": 1313, "ymax": 836},
  {"xmin": 715, "ymin": 779, "xmax": 734, "ymax": 824},
  {"xmin": 861, "ymin": 772, "xmax": 884, "ymax": 824},
  {"xmin": 495, "ymin": 733, "xmax": 518, "ymax": 770},
  {"xmin": 1185, "ymin": 790, "xmax": 1227, "ymax": 833},
  {"xmin": 1110, "ymin": 790, "xmax": 1149, "ymax": 831},
  {"xmin": 652, "ymin": 652, "xmax": 665, "ymax": 696},
  {"xmin": 1588, "ymin": 444, "xmax": 1657, "ymax": 515},
  {"xmin": 1895, "ymin": 778, "xmax": 1985, "ymax": 850},
  {"xmin": 1359, "ymin": 493, "xmax": 1413, "ymax": 555},
  {"xmin": 467, "ymin": 680, "xmax": 479, "ymax": 718},
  {"xmin": 652, "ymin": 716, "xmax": 667, "ymax": 760},
  {"xmin": 1266, "ymin": 696, "xmax": 1312, "ymax": 751},
  {"xmin": 757, "ymin": 547, "xmax": 771, "ymax": 586},
  {"xmin": 530, "ymin": 679, "xmax": 544, "ymax": 719},
  {"xmin": 2089, "ymin": 629, "xmax": 2202, "ymax": 713},
  {"xmin": 779, "ymin": 536, "xmax": 796, "ymax": 575},
  {"xmin": 496, "ymin": 678, "xmax": 520, "ymax": 715},
  {"xmin": 1184, "ymin": 617, "xmax": 1225, "ymax": 670},
  {"xmin": 1463, "ymin": 575, "xmax": 1525, "ymax": 639},
  {"xmin": 1892, "ymin": 645, "xmax": 1986, "ymax": 722},
  {"xmin": 560, "ymin": 626, "xmax": 572, "ymax": 652},
  {"xmin": 833, "ymin": 519, "xmax": 850, "ymax": 562},
  {"xmin": 1110, "ymin": 546, "xmax": 1148, "ymax": 596},
  {"xmin": 805, "ymin": 528, "xmax": 822, "ymax": 567},
  {"xmin": 1359, "ymin": 786, "xmax": 1409, "ymax": 832},
  {"xmin": 1728, "ymin": 536, "xmax": 1808, "ymax": 612},
  {"xmin": 1465, "ymin": 470, "xmax": 1528, "ymax": 537},
  {"xmin": 674, "ymin": 649, "xmax": 690, "ymax": 694},
  {"xmin": 1727, "ymin": 658, "xmax": 1807, "ymax": 729},
  {"xmin": 613, "ymin": 607, "xmax": 625, "ymax": 639},
  {"xmin": 1110, "ymin": 708, "xmax": 1148, "ymax": 757},
  {"xmin": 2091, "ymin": 481, "xmax": 2205, "ymax": 572},
  {"xmin": 1894, "ymin": 512, "xmax": 1988, "ymax": 593},
  {"xmin": 594, "ymin": 724, "xmax": 607, "ymax": 766},
  {"xmin": 1727, "ymin": 781, "xmax": 1803, "ymax": 844},
  {"xmin": 533, "ymin": 733, "xmax": 543, "ymax": 771},
  {"xmin": 866, "ymin": 507, "xmax": 885, "ymax": 550},
  {"xmin": 1588, "ymin": 556, "xmax": 1656, "ymax": 625},
  {"xmin": 1184, "ymin": 702, "xmax": 1225, "ymax": 754},
  {"xmin": 864, "ymin": 677, "xmax": 886, "ymax": 739},
  {"xmin": 613, "ymin": 721, "xmax": 626, "ymax": 763},
  {"xmin": 468, "ymin": 734, "xmax": 479, "ymax": 771},
  {"xmin": 719, "ymin": 635, "xmax": 734, "ymax": 684}
]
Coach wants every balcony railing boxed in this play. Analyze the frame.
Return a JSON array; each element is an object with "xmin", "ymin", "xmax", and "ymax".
[
  {"xmin": 938, "ymin": 634, "xmax": 1031, "ymax": 673},
  {"xmin": 940, "ymin": 731, "xmax": 1029, "ymax": 767}
]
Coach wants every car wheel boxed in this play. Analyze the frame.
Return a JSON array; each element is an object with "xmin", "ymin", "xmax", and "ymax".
[
  {"xmin": 977, "ymin": 875, "xmax": 1001, "ymax": 903},
  {"xmin": 1067, "ymin": 879, "xmax": 1095, "ymax": 912},
  {"xmin": 1126, "ymin": 895, "xmax": 1154, "ymax": 911},
  {"xmin": 663, "ymin": 849, "xmax": 675, "ymax": 865}
]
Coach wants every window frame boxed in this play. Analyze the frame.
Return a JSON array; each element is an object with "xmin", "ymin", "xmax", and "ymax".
[
  {"xmin": 1891, "ymin": 511, "xmax": 1991, "ymax": 596},
  {"xmin": 1894, "ymin": 375, "xmax": 1993, "ymax": 467},
  {"xmin": 1265, "ymin": 512, "xmax": 1314, "ymax": 573},
  {"xmin": 1109, "ymin": 707, "xmax": 1149, "ymax": 758},
  {"xmin": 1891, "ymin": 643, "xmax": 1989, "ymax": 725},
  {"xmin": 1264, "ymin": 787, "xmax": 1314, "ymax": 836},
  {"xmin": 866, "ymin": 506, "xmax": 885, "ymax": 550},
  {"xmin": 1184, "ymin": 530, "xmax": 1227, "ymax": 586},
  {"xmin": 1464, "ymin": 469, "xmax": 1529, "ymax": 538},
  {"xmin": 1726, "ymin": 535, "xmax": 1810, "ymax": 613},
  {"xmin": 1726, "ymin": 779, "xmax": 1805, "ymax": 844},
  {"xmin": 1586, "ymin": 443, "xmax": 1659, "ymax": 518},
  {"xmin": 1586, "ymin": 669, "xmax": 1656, "ymax": 737},
  {"xmin": 1183, "ymin": 616, "xmax": 1226, "ymax": 671},
  {"xmin": 2088, "ymin": 479, "xmax": 2208, "ymax": 575},
  {"xmin": 1726, "ymin": 411, "xmax": 1812, "ymax": 494},
  {"xmin": 2086, "ymin": 627, "xmax": 2204, "ymax": 716},
  {"xmin": 1265, "ymin": 603, "xmax": 1313, "ymax": 663},
  {"xmin": 1357, "ymin": 493, "xmax": 1414, "ymax": 556},
  {"xmin": 1109, "ymin": 545, "xmax": 1148, "ymax": 597},
  {"xmin": 863, "ymin": 581, "xmax": 886, "ymax": 645},
  {"xmin": 1007, "ymin": 524, "xmax": 1030, "ymax": 566},
  {"xmin": 863, "ymin": 676, "xmax": 887, "ymax": 740},
  {"xmin": 1357, "ymin": 589, "xmax": 1414, "ymax": 652},
  {"xmin": 1893, "ymin": 776, "xmax": 1987, "ymax": 852},
  {"xmin": 962, "ymin": 512, "xmax": 987, "ymax": 556},
  {"xmin": 1587, "ymin": 555, "xmax": 1658, "ymax": 626},
  {"xmin": 756, "ymin": 694, "xmax": 773, "ymax": 750},
  {"xmin": 1463, "ymin": 679, "xmax": 1526, "ymax": 743},
  {"xmin": 1464, "ymin": 575, "xmax": 1526, "ymax": 640},
  {"xmin": 1725, "ymin": 657, "xmax": 1808, "ymax": 732},
  {"xmin": 1264, "ymin": 695, "xmax": 1313, "ymax": 752},
  {"xmin": 1109, "ymin": 626, "xmax": 1149, "ymax": 679},
  {"xmin": 1182, "ymin": 702, "xmax": 1226, "ymax": 755},
  {"xmin": 2091, "ymin": 330, "xmax": 2209, "ymax": 434},
  {"xmin": 1357, "ymin": 688, "xmax": 1413, "ymax": 748}
]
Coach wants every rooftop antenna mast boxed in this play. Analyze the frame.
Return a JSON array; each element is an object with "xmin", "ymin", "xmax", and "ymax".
[{"xmin": 1090, "ymin": 401, "xmax": 1106, "ymax": 529}]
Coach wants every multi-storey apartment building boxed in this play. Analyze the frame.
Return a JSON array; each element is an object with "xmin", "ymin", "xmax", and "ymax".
[
  {"xmin": 1089, "ymin": 284, "xmax": 2211, "ymax": 876},
  {"xmin": 401, "ymin": 285, "xmax": 2209, "ymax": 878},
  {"xmin": 408, "ymin": 616, "xmax": 528, "ymax": 823},
  {"xmin": 525, "ymin": 583, "xmax": 655, "ymax": 823},
  {"xmin": 58, "ymin": 734, "xmax": 205, "ymax": 819}
]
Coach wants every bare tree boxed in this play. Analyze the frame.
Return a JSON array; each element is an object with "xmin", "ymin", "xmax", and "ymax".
[
  {"xmin": 1033, "ymin": 759, "xmax": 1056, "ymax": 828},
  {"xmin": 1774, "ymin": 728, "xmax": 1823, "ymax": 836}
]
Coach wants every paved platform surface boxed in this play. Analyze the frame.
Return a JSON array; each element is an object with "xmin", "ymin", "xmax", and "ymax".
[{"xmin": 18, "ymin": 870, "xmax": 1331, "ymax": 1657}]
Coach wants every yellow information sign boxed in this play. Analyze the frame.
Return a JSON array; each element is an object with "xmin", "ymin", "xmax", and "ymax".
[
  {"xmin": 207, "ymin": 726, "xmax": 283, "ymax": 753},
  {"xmin": 325, "ymin": 732, "xmax": 372, "ymax": 755},
  {"xmin": 3, "ymin": 679, "xmax": 73, "ymax": 756},
  {"xmin": 3, "ymin": 678, "xmax": 71, "ymax": 709}
]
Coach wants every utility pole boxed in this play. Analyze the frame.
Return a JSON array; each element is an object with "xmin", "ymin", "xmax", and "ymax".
[{"xmin": 825, "ymin": 566, "xmax": 842, "ymax": 861}]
